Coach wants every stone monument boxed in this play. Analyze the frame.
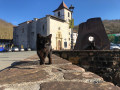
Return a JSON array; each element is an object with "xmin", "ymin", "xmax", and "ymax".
[{"xmin": 74, "ymin": 18, "xmax": 110, "ymax": 50}]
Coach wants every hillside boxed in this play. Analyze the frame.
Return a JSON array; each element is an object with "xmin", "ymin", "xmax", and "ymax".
[
  {"xmin": 103, "ymin": 20, "xmax": 120, "ymax": 34},
  {"xmin": 73, "ymin": 20, "xmax": 120, "ymax": 34},
  {"xmin": 0, "ymin": 19, "xmax": 13, "ymax": 39},
  {"xmin": 0, "ymin": 19, "xmax": 120, "ymax": 40}
]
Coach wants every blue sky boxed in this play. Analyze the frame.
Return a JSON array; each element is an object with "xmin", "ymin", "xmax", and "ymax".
[{"xmin": 0, "ymin": 0, "xmax": 120, "ymax": 25}]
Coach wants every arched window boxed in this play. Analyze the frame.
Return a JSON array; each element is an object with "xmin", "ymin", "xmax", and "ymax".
[{"xmin": 58, "ymin": 11, "xmax": 60, "ymax": 17}]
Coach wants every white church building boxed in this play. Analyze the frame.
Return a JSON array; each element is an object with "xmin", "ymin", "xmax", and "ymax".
[{"xmin": 13, "ymin": 1, "xmax": 73, "ymax": 50}]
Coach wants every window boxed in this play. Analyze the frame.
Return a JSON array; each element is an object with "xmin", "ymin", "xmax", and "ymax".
[
  {"xmin": 43, "ymin": 25, "xmax": 44, "ymax": 31},
  {"xmin": 58, "ymin": 11, "xmax": 60, "ymax": 17},
  {"xmin": 69, "ymin": 32, "xmax": 70, "ymax": 35},
  {"xmin": 68, "ymin": 12, "xmax": 70, "ymax": 17},
  {"xmin": 22, "ymin": 28, "xmax": 24, "ymax": 33},
  {"xmin": 69, "ymin": 38, "xmax": 70, "ymax": 41},
  {"xmin": 58, "ymin": 27, "xmax": 60, "ymax": 30},
  {"xmin": 64, "ymin": 42, "xmax": 67, "ymax": 48},
  {"xmin": 31, "ymin": 32, "xmax": 34, "ymax": 36}
]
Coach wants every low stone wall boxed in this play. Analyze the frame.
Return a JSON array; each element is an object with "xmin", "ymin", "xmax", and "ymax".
[
  {"xmin": 1, "ymin": 54, "xmax": 120, "ymax": 90},
  {"xmin": 53, "ymin": 50, "xmax": 120, "ymax": 86},
  {"xmin": 53, "ymin": 50, "xmax": 120, "ymax": 70}
]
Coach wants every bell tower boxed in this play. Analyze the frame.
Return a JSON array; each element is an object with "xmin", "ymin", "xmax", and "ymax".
[{"xmin": 53, "ymin": 1, "xmax": 72, "ymax": 23}]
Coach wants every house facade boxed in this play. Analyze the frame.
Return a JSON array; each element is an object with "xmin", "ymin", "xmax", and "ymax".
[{"xmin": 13, "ymin": 1, "xmax": 72, "ymax": 50}]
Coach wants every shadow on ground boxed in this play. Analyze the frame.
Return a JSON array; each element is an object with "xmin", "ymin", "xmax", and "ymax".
[{"xmin": 0, "ymin": 60, "xmax": 40, "ymax": 72}]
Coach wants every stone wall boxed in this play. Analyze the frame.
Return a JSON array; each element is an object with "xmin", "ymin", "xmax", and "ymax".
[
  {"xmin": 13, "ymin": 22, "xmax": 29, "ymax": 49},
  {"xmin": 53, "ymin": 50, "xmax": 120, "ymax": 86},
  {"xmin": 0, "ymin": 54, "xmax": 120, "ymax": 89}
]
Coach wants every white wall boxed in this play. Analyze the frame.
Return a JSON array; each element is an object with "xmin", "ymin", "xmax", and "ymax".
[
  {"xmin": 64, "ymin": 9, "xmax": 72, "ymax": 23},
  {"xmin": 54, "ymin": 9, "xmax": 64, "ymax": 20},
  {"xmin": 49, "ymin": 17, "xmax": 71, "ymax": 50},
  {"xmin": 54, "ymin": 9, "xmax": 72, "ymax": 23}
]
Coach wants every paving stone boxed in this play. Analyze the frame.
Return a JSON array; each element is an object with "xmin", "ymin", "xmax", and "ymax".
[
  {"xmin": 82, "ymin": 72, "xmax": 102, "ymax": 79},
  {"xmin": 51, "ymin": 55, "xmax": 72, "ymax": 64},
  {"xmin": 52, "ymin": 68, "xmax": 60, "ymax": 72},
  {"xmin": 0, "ymin": 66, "xmax": 48, "ymax": 84},
  {"xmin": 64, "ymin": 72, "xmax": 103, "ymax": 81},
  {"xmin": 40, "ymin": 81, "xmax": 120, "ymax": 90},
  {"xmin": 4, "ymin": 83, "xmax": 40, "ymax": 90},
  {"xmin": 40, "ymin": 81, "xmax": 96, "ymax": 90},
  {"xmin": 59, "ymin": 64, "xmax": 85, "ymax": 72},
  {"xmin": 97, "ymin": 82, "xmax": 120, "ymax": 90},
  {"xmin": 24, "ymin": 54, "xmax": 71, "ymax": 65},
  {"xmin": 52, "ymin": 59, "xmax": 71, "ymax": 64},
  {"xmin": 64, "ymin": 72, "xmax": 83, "ymax": 80},
  {"xmin": 0, "ymin": 87, "xmax": 5, "ymax": 90}
]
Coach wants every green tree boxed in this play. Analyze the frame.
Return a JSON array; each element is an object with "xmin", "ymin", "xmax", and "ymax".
[
  {"xmin": 108, "ymin": 35, "xmax": 115, "ymax": 43},
  {"xmin": 69, "ymin": 19, "xmax": 74, "ymax": 29}
]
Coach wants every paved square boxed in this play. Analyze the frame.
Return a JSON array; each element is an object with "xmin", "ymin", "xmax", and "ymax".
[{"xmin": 0, "ymin": 51, "xmax": 36, "ymax": 70}]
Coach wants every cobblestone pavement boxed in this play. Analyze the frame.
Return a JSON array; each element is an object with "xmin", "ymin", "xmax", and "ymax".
[
  {"xmin": 0, "ymin": 51, "xmax": 36, "ymax": 71},
  {"xmin": 0, "ymin": 54, "xmax": 120, "ymax": 90}
]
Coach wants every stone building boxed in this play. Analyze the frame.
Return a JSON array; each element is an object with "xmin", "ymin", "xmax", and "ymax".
[{"xmin": 13, "ymin": 1, "xmax": 72, "ymax": 50}]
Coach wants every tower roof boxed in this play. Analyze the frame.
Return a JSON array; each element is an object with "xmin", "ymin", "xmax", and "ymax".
[{"xmin": 53, "ymin": 1, "xmax": 70, "ymax": 12}]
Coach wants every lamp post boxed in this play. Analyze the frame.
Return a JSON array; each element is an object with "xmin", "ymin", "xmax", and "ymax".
[
  {"xmin": 69, "ymin": 5, "xmax": 74, "ymax": 13},
  {"xmin": 69, "ymin": 4, "xmax": 74, "ymax": 49}
]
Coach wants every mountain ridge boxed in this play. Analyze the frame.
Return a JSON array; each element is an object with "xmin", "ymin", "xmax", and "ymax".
[
  {"xmin": 73, "ymin": 19, "xmax": 120, "ymax": 34},
  {"xmin": 0, "ymin": 19, "xmax": 13, "ymax": 39},
  {"xmin": 0, "ymin": 19, "xmax": 120, "ymax": 40}
]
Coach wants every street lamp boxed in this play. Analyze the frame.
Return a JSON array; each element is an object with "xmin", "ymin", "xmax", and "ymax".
[
  {"xmin": 69, "ymin": 5, "xmax": 74, "ymax": 13},
  {"xmin": 69, "ymin": 4, "xmax": 74, "ymax": 49}
]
